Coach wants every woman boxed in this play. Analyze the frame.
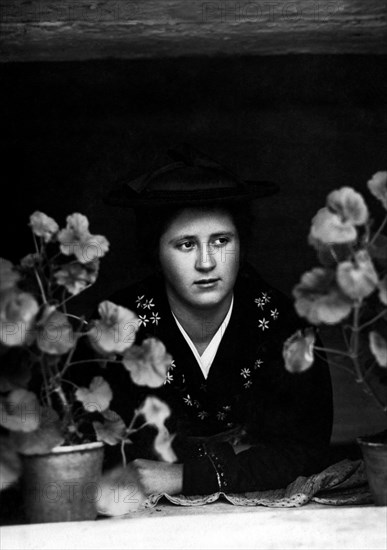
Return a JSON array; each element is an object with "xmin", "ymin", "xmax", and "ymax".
[{"xmin": 102, "ymin": 146, "xmax": 333, "ymax": 496}]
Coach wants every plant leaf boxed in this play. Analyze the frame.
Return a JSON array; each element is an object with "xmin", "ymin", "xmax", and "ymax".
[
  {"xmin": 293, "ymin": 268, "xmax": 353, "ymax": 325},
  {"xmin": 122, "ymin": 338, "xmax": 172, "ymax": 388},
  {"xmin": 0, "ymin": 436, "xmax": 22, "ymax": 489},
  {"xmin": 378, "ymin": 275, "xmax": 387, "ymax": 306},
  {"xmin": 97, "ymin": 465, "xmax": 147, "ymax": 516},
  {"xmin": 75, "ymin": 376, "xmax": 113, "ymax": 413},
  {"xmin": 11, "ymin": 407, "xmax": 64, "ymax": 455},
  {"xmin": 369, "ymin": 331, "xmax": 387, "ymax": 368},
  {"xmin": 154, "ymin": 426, "xmax": 177, "ymax": 463},
  {"xmin": 283, "ymin": 329, "xmax": 316, "ymax": 373},
  {"xmin": 0, "ymin": 389, "xmax": 40, "ymax": 432},
  {"xmin": 93, "ymin": 410, "xmax": 126, "ymax": 446},
  {"xmin": 37, "ymin": 309, "xmax": 76, "ymax": 355},
  {"xmin": 336, "ymin": 251, "xmax": 379, "ymax": 300}
]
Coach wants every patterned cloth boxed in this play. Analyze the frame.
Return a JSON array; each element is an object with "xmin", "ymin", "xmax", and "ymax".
[{"xmin": 146, "ymin": 459, "xmax": 372, "ymax": 508}]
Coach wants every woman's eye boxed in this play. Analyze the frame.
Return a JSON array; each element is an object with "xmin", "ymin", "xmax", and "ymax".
[
  {"xmin": 178, "ymin": 241, "xmax": 195, "ymax": 251},
  {"xmin": 213, "ymin": 237, "xmax": 230, "ymax": 247}
]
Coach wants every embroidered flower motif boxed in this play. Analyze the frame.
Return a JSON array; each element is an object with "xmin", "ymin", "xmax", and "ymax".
[
  {"xmin": 244, "ymin": 380, "xmax": 253, "ymax": 389},
  {"xmin": 258, "ymin": 318, "xmax": 269, "ymax": 331},
  {"xmin": 240, "ymin": 368, "xmax": 250, "ymax": 379},
  {"xmin": 164, "ymin": 372, "xmax": 174, "ymax": 385},
  {"xmin": 183, "ymin": 394, "xmax": 193, "ymax": 406},
  {"xmin": 254, "ymin": 359, "xmax": 263, "ymax": 369},
  {"xmin": 135, "ymin": 295, "xmax": 145, "ymax": 307},
  {"xmin": 150, "ymin": 311, "xmax": 161, "ymax": 325},
  {"xmin": 193, "ymin": 400, "xmax": 201, "ymax": 408},
  {"xmin": 254, "ymin": 298, "xmax": 265, "ymax": 309},
  {"xmin": 198, "ymin": 411, "xmax": 209, "ymax": 420},
  {"xmin": 261, "ymin": 292, "xmax": 271, "ymax": 303},
  {"xmin": 270, "ymin": 308, "xmax": 279, "ymax": 320},
  {"xmin": 142, "ymin": 299, "xmax": 154, "ymax": 310},
  {"xmin": 138, "ymin": 314, "xmax": 149, "ymax": 327},
  {"xmin": 182, "ymin": 374, "xmax": 186, "ymax": 385},
  {"xmin": 222, "ymin": 405, "xmax": 231, "ymax": 412},
  {"xmin": 217, "ymin": 411, "xmax": 226, "ymax": 421},
  {"xmin": 169, "ymin": 359, "xmax": 176, "ymax": 370}
]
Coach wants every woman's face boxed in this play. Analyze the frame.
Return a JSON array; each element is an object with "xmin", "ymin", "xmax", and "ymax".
[{"xmin": 159, "ymin": 208, "xmax": 240, "ymax": 310}]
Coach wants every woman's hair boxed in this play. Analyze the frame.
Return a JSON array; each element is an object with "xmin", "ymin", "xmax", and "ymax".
[{"xmin": 135, "ymin": 200, "xmax": 254, "ymax": 269}]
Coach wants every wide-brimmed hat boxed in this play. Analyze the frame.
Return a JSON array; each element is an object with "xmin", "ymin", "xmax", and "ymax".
[{"xmin": 104, "ymin": 144, "xmax": 279, "ymax": 208}]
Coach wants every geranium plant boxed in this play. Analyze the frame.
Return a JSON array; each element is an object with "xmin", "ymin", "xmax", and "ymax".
[
  {"xmin": 0, "ymin": 212, "xmax": 176, "ymax": 490},
  {"xmin": 283, "ymin": 171, "xmax": 387, "ymax": 417}
]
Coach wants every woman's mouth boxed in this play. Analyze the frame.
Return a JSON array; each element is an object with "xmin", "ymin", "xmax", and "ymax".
[{"xmin": 194, "ymin": 278, "xmax": 220, "ymax": 288}]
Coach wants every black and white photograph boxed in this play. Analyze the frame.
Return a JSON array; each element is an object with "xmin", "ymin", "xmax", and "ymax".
[{"xmin": 1, "ymin": 2, "xmax": 386, "ymax": 549}]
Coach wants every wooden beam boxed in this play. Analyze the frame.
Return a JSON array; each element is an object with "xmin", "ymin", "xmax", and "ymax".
[{"xmin": 1, "ymin": 0, "xmax": 386, "ymax": 61}]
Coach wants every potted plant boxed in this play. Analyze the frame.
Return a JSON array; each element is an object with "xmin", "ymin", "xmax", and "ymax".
[
  {"xmin": 0, "ymin": 212, "xmax": 175, "ymax": 523},
  {"xmin": 282, "ymin": 171, "xmax": 387, "ymax": 505}
]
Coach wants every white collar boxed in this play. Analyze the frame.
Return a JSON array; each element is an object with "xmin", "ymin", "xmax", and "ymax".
[{"xmin": 171, "ymin": 296, "xmax": 234, "ymax": 379}]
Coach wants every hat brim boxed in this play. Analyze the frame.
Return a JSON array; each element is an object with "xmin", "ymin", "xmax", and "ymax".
[{"xmin": 105, "ymin": 180, "xmax": 279, "ymax": 208}]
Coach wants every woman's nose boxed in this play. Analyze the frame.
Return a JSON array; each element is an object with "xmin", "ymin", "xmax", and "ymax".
[{"xmin": 195, "ymin": 242, "xmax": 216, "ymax": 270}]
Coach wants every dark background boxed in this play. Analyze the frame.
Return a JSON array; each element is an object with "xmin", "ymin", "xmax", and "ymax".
[{"xmin": 1, "ymin": 54, "xmax": 387, "ymax": 440}]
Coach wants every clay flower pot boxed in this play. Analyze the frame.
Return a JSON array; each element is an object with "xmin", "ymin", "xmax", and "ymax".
[
  {"xmin": 21, "ymin": 442, "xmax": 104, "ymax": 523},
  {"xmin": 357, "ymin": 430, "xmax": 387, "ymax": 506}
]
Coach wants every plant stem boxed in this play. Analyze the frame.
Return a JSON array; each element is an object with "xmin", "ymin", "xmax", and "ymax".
[
  {"xmin": 370, "ymin": 214, "xmax": 387, "ymax": 246},
  {"xmin": 58, "ymin": 316, "xmax": 87, "ymax": 377},
  {"xmin": 314, "ymin": 351, "xmax": 354, "ymax": 376},
  {"xmin": 350, "ymin": 303, "xmax": 364, "ymax": 382},
  {"xmin": 33, "ymin": 268, "xmax": 48, "ymax": 304},
  {"xmin": 357, "ymin": 309, "xmax": 387, "ymax": 332},
  {"xmin": 120, "ymin": 441, "xmax": 127, "ymax": 468},
  {"xmin": 41, "ymin": 357, "xmax": 53, "ymax": 408},
  {"xmin": 350, "ymin": 302, "xmax": 387, "ymax": 414},
  {"xmin": 314, "ymin": 346, "xmax": 351, "ymax": 358}
]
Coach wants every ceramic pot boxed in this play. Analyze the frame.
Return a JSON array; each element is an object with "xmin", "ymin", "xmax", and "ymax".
[
  {"xmin": 21, "ymin": 441, "xmax": 104, "ymax": 523},
  {"xmin": 357, "ymin": 430, "xmax": 387, "ymax": 506}
]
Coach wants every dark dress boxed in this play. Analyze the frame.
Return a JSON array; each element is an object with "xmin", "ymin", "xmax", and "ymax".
[{"xmin": 96, "ymin": 263, "xmax": 333, "ymax": 495}]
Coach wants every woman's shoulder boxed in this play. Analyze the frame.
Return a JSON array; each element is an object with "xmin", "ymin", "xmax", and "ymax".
[
  {"xmin": 237, "ymin": 263, "xmax": 293, "ymax": 308},
  {"xmin": 235, "ymin": 263, "xmax": 302, "ymax": 334}
]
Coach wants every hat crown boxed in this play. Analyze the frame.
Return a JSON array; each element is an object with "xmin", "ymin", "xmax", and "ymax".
[
  {"xmin": 104, "ymin": 144, "xmax": 279, "ymax": 207},
  {"xmin": 145, "ymin": 164, "xmax": 241, "ymax": 193}
]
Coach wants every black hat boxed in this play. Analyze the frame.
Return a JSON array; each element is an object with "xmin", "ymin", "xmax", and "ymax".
[{"xmin": 104, "ymin": 144, "xmax": 279, "ymax": 208}]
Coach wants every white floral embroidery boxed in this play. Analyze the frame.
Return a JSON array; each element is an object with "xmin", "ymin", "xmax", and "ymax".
[
  {"xmin": 240, "ymin": 368, "xmax": 250, "ymax": 379},
  {"xmin": 244, "ymin": 380, "xmax": 253, "ymax": 389},
  {"xmin": 261, "ymin": 292, "xmax": 271, "ymax": 304},
  {"xmin": 254, "ymin": 359, "xmax": 263, "ymax": 369},
  {"xmin": 164, "ymin": 372, "xmax": 174, "ymax": 385},
  {"xmin": 193, "ymin": 400, "xmax": 201, "ymax": 408},
  {"xmin": 217, "ymin": 411, "xmax": 226, "ymax": 421},
  {"xmin": 183, "ymin": 394, "xmax": 193, "ymax": 406},
  {"xmin": 258, "ymin": 318, "xmax": 269, "ymax": 331},
  {"xmin": 169, "ymin": 359, "xmax": 176, "ymax": 370},
  {"xmin": 270, "ymin": 308, "xmax": 279, "ymax": 320},
  {"xmin": 138, "ymin": 314, "xmax": 149, "ymax": 327},
  {"xmin": 135, "ymin": 295, "xmax": 145, "ymax": 307},
  {"xmin": 254, "ymin": 297, "xmax": 265, "ymax": 309},
  {"xmin": 223, "ymin": 405, "xmax": 231, "ymax": 412},
  {"xmin": 150, "ymin": 311, "xmax": 161, "ymax": 325},
  {"xmin": 142, "ymin": 298, "xmax": 154, "ymax": 310},
  {"xmin": 198, "ymin": 411, "xmax": 209, "ymax": 420}
]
